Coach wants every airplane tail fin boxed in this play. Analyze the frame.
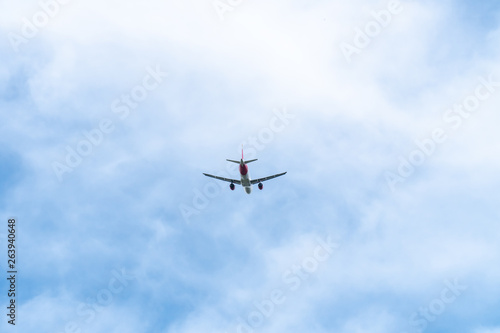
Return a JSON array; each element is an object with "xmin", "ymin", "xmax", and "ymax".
[
  {"xmin": 227, "ymin": 147, "xmax": 257, "ymax": 164},
  {"xmin": 240, "ymin": 146, "xmax": 257, "ymax": 163},
  {"xmin": 227, "ymin": 158, "xmax": 257, "ymax": 164}
]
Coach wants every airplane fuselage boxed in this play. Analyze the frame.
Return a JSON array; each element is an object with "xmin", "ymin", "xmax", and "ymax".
[{"xmin": 239, "ymin": 159, "xmax": 252, "ymax": 194}]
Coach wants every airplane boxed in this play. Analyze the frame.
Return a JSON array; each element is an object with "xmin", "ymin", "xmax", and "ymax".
[{"xmin": 203, "ymin": 149, "xmax": 287, "ymax": 194}]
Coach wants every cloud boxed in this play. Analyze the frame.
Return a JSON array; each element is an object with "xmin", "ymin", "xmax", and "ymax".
[{"xmin": 1, "ymin": 0, "xmax": 500, "ymax": 332}]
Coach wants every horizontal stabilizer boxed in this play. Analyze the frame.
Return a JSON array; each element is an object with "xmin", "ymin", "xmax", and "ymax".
[{"xmin": 226, "ymin": 158, "xmax": 258, "ymax": 164}]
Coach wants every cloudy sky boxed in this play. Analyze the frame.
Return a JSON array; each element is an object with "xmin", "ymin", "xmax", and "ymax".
[{"xmin": 1, "ymin": 0, "xmax": 500, "ymax": 332}]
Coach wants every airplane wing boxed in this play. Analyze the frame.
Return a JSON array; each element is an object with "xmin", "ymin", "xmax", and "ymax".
[
  {"xmin": 203, "ymin": 173, "xmax": 241, "ymax": 184},
  {"xmin": 250, "ymin": 172, "xmax": 287, "ymax": 184}
]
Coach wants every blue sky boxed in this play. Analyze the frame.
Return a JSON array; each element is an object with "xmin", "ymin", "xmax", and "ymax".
[{"xmin": 1, "ymin": 0, "xmax": 500, "ymax": 332}]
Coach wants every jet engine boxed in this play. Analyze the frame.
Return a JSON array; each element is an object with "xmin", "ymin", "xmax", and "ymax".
[
  {"xmin": 230, "ymin": 183, "xmax": 235, "ymax": 191},
  {"xmin": 258, "ymin": 182, "xmax": 263, "ymax": 190}
]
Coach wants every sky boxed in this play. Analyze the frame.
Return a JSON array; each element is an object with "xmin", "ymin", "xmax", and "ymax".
[{"xmin": 1, "ymin": 0, "xmax": 500, "ymax": 332}]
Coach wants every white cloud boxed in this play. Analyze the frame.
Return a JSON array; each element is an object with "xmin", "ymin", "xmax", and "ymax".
[{"xmin": 1, "ymin": 0, "xmax": 500, "ymax": 332}]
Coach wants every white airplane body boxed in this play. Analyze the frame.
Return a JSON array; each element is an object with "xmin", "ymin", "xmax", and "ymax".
[{"xmin": 203, "ymin": 150, "xmax": 286, "ymax": 194}]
